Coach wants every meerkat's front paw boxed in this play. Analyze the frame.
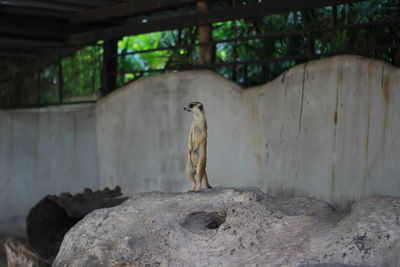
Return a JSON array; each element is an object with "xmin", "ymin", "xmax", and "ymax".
[{"xmin": 194, "ymin": 188, "xmax": 202, "ymax": 193}]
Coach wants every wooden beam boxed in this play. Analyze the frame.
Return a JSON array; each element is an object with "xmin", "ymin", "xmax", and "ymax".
[
  {"xmin": 0, "ymin": 37, "xmax": 63, "ymax": 48},
  {"xmin": 197, "ymin": 0, "xmax": 213, "ymax": 65},
  {"xmin": 69, "ymin": 0, "xmax": 367, "ymax": 45},
  {"xmin": 0, "ymin": 51, "xmax": 38, "ymax": 58},
  {"xmin": 0, "ymin": 26, "xmax": 67, "ymax": 40},
  {"xmin": 0, "ymin": 15, "xmax": 67, "ymax": 40},
  {"xmin": 2, "ymin": 0, "xmax": 86, "ymax": 12},
  {"xmin": 0, "ymin": 14, "xmax": 67, "ymax": 28},
  {"xmin": 70, "ymin": 0, "xmax": 197, "ymax": 24},
  {"xmin": 48, "ymin": 0, "xmax": 114, "ymax": 7},
  {"xmin": 0, "ymin": 6, "xmax": 72, "ymax": 19},
  {"xmin": 0, "ymin": 16, "xmax": 70, "ymax": 55},
  {"xmin": 102, "ymin": 39, "xmax": 118, "ymax": 95}
]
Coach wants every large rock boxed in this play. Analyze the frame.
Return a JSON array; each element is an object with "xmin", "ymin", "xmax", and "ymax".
[{"xmin": 53, "ymin": 188, "xmax": 400, "ymax": 267}]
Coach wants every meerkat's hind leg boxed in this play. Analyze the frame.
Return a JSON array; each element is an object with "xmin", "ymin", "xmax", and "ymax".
[
  {"xmin": 204, "ymin": 171, "xmax": 212, "ymax": 189},
  {"xmin": 195, "ymin": 161, "xmax": 207, "ymax": 193},
  {"xmin": 195, "ymin": 146, "xmax": 207, "ymax": 193},
  {"xmin": 187, "ymin": 175, "xmax": 196, "ymax": 192},
  {"xmin": 195, "ymin": 166, "xmax": 204, "ymax": 193},
  {"xmin": 186, "ymin": 157, "xmax": 197, "ymax": 192},
  {"xmin": 187, "ymin": 171, "xmax": 196, "ymax": 192}
]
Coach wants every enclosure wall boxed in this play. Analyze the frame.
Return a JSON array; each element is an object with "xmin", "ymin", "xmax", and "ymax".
[
  {"xmin": 0, "ymin": 105, "xmax": 99, "ymax": 234},
  {"xmin": 97, "ymin": 55, "xmax": 400, "ymax": 207},
  {"xmin": 1, "ymin": 55, "xmax": 399, "ymax": 238}
]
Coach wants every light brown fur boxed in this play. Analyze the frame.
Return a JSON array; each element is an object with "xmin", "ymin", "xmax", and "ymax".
[{"xmin": 184, "ymin": 102, "xmax": 212, "ymax": 192}]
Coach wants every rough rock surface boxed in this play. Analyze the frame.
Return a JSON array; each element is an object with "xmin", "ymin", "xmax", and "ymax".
[{"xmin": 53, "ymin": 188, "xmax": 400, "ymax": 267}]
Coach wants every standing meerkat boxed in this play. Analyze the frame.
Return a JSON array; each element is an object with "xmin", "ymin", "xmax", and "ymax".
[{"xmin": 183, "ymin": 101, "xmax": 212, "ymax": 192}]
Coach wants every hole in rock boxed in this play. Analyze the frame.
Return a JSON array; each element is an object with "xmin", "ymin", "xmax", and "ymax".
[{"xmin": 180, "ymin": 210, "xmax": 227, "ymax": 233}]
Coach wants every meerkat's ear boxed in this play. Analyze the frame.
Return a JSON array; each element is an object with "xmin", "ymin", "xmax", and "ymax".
[{"xmin": 199, "ymin": 104, "xmax": 203, "ymax": 111}]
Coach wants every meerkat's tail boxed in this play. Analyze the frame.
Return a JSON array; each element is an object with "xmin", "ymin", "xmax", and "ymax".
[{"xmin": 204, "ymin": 171, "xmax": 212, "ymax": 189}]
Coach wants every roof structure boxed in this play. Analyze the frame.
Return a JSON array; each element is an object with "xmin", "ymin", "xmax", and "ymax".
[
  {"xmin": 0, "ymin": 0, "xmax": 368, "ymax": 58},
  {"xmin": 5, "ymin": 0, "xmax": 398, "ymax": 109}
]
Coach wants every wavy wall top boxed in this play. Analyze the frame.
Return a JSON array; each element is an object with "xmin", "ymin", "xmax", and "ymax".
[{"xmin": 96, "ymin": 55, "xmax": 400, "ymax": 207}]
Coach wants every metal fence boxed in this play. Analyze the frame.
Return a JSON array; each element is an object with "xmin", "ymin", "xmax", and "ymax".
[
  {"xmin": 115, "ymin": 17, "xmax": 400, "ymax": 88},
  {"xmin": 0, "ymin": 1, "xmax": 399, "ymax": 109}
]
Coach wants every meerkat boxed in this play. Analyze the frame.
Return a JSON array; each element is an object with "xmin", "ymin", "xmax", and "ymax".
[{"xmin": 183, "ymin": 101, "xmax": 212, "ymax": 192}]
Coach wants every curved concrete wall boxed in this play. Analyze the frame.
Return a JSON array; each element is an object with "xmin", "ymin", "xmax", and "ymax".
[
  {"xmin": 0, "ymin": 105, "xmax": 99, "ymax": 234},
  {"xmin": 97, "ymin": 55, "xmax": 400, "ymax": 207},
  {"xmin": 0, "ymin": 55, "xmax": 399, "ymax": 237}
]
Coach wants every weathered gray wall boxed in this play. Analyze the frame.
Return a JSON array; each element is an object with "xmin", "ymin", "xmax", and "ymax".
[
  {"xmin": 0, "ymin": 105, "xmax": 99, "ymax": 234},
  {"xmin": 0, "ymin": 55, "xmax": 399, "ymax": 238},
  {"xmin": 97, "ymin": 55, "xmax": 400, "ymax": 207},
  {"xmin": 257, "ymin": 56, "xmax": 400, "ymax": 206}
]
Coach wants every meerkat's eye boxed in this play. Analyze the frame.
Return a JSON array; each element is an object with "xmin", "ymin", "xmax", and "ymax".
[{"xmin": 189, "ymin": 103, "xmax": 195, "ymax": 108}]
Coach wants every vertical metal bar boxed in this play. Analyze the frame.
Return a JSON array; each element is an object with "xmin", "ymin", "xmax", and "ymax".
[
  {"xmin": 15, "ymin": 77, "xmax": 21, "ymax": 108},
  {"xmin": 307, "ymin": 31, "xmax": 314, "ymax": 56},
  {"xmin": 262, "ymin": 62, "xmax": 267, "ymax": 83},
  {"xmin": 37, "ymin": 71, "xmax": 41, "ymax": 105},
  {"xmin": 231, "ymin": 20, "xmax": 238, "ymax": 83},
  {"xmin": 331, "ymin": 5, "xmax": 338, "ymax": 26},
  {"xmin": 102, "ymin": 42, "xmax": 109, "ymax": 95},
  {"xmin": 177, "ymin": 28, "xmax": 182, "ymax": 45},
  {"xmin": 102, "ymin": 39, "xmax": 118, "ymax": 96},
  {"xmin": 117, "ymin": 43, "xmax": 125, "ymax": 87},
  {"xmin": 303, "ymin": 10, "xmax": 315, "ymax": 57},
  {"xmin": 232, "ymin": 64, "xmax": 236, "ymax": 83},
  {"xmin": 243, "ymin": 63, "xmax": 248, "ymax": 87},
  {"xmin": 58, "ymin": 58, "xmax": 64, "ymax": 103}
]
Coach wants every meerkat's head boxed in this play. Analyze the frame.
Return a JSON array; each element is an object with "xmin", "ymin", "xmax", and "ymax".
[{"xmin": 183, "ymin": 102, "xmax": 204, "ymax": 116}]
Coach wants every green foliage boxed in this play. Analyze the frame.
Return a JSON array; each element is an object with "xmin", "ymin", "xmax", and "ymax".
[
  {"xmin": 2, "ymin": 0, "xmax": 397, "ymax": 108},
  {"xmin": 117, "ymin": 31, "xmax": 176, "ymax": 86},
  {"xmin": 211, "ymin": 0, "xmax": 399, "ymax": 86},
  {"xmin": 40, "ymin": 64, "xmax": 60, "ymax": 104},
  {"xmin": 61, "ymin": 46, "xmax": 103, "ymax": 100},
  {"xmin": 38, "ymin": 1, "xmax": 400, "ymax": 96},
  {"xmin": 213, "ymin": 15, "xmax": 307, "ymax": 85},
  {"xmin": 117, "ymin": 27, "xmax": 199, "ymax": 86},
  {"xmin": 19, "ymin": 74, "xmax": 38, "ymax": 106}
]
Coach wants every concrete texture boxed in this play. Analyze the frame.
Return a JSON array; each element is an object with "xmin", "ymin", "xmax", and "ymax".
[
  {"xmin": 53, "ymin": 188, "xmax": 400, "ymax": 267},
  {"xmin": 96, "ymin": 55, "xmax": 400, "ymax": 207},
  {"xmin": 1, "ymin": 55, "xmax": 400, "ymax": 241},
  {"xmin": 0, "ymin": 105, "xmax": 99, "ymax": 236}
]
